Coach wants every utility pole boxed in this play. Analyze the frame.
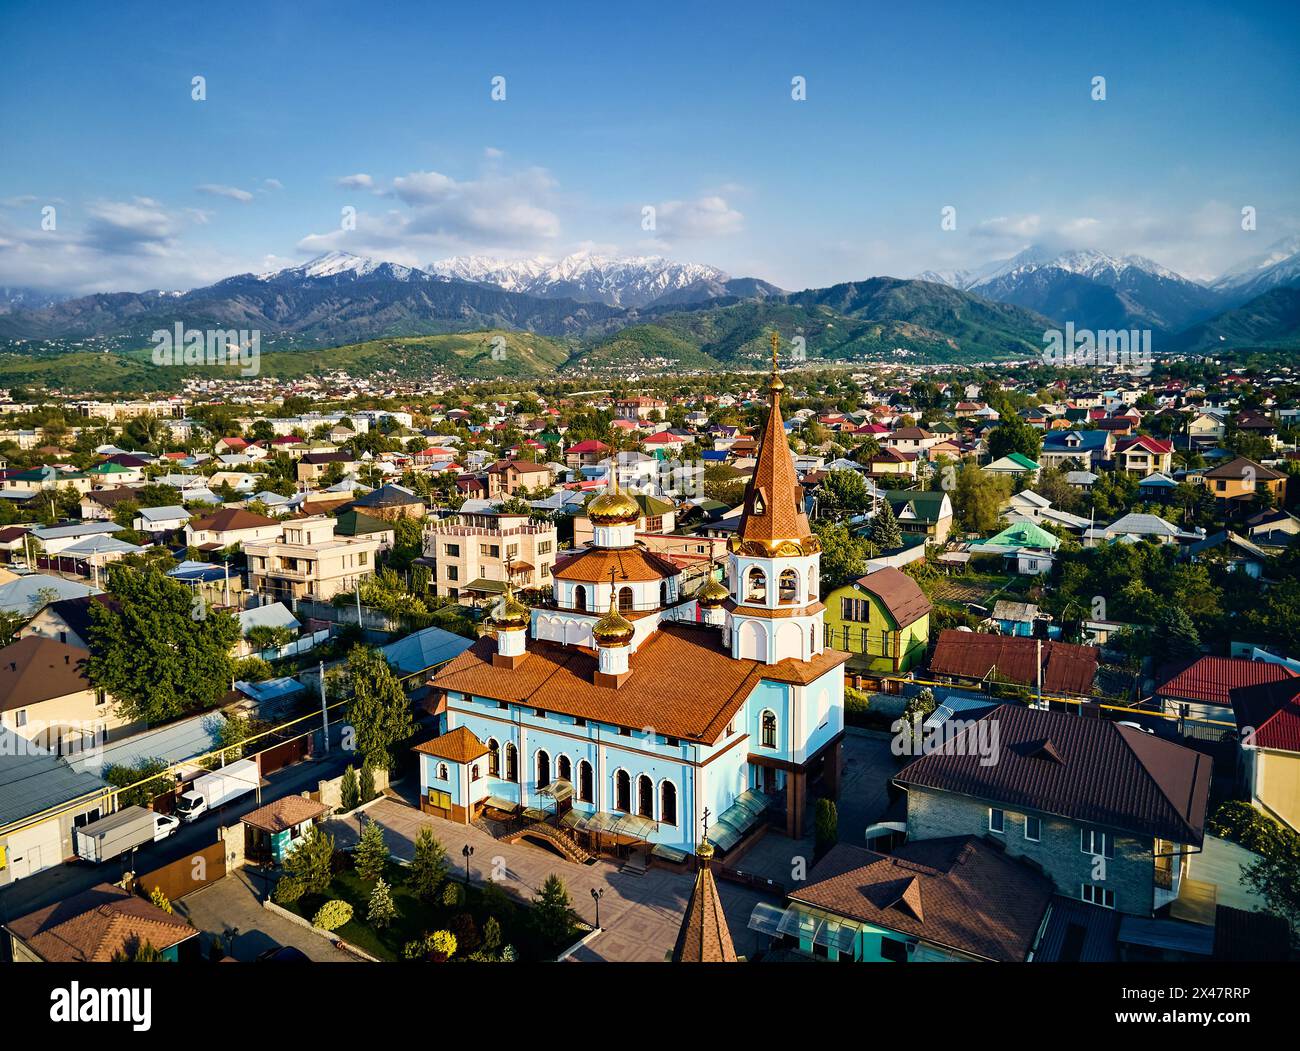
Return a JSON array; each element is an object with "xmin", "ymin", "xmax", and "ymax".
[
  {"xmin": 1036, "ymin": 637, "xmax": 1043, "ymax": 709},
  {"xmin": 319, "ymin": 660, "xmax": 330, "ymax": 755}
]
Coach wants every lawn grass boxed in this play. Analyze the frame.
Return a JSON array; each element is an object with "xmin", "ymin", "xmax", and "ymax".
[{"xmin": 287, "ymin": 860, "xmax": 579, "ymax": 962}]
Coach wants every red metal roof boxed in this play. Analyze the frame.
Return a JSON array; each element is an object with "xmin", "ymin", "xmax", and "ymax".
[
  {"xmin": 1156, "ymin": 656, "xmax": 1295, "ymax": 708},
  {"xmin": 1231, "ymin": 677, "xmax": 1300, "ymax": 753},
  {"xmin": 929, "ymin": 630, "xmax": 1099, "ymax": 695}
]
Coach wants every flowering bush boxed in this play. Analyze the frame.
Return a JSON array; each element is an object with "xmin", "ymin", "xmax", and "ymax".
[{"xmin": 312, "ymin": 899, "xmax": 353, "ymax": 931}]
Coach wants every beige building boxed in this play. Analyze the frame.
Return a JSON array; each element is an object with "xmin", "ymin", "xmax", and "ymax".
[
  {"xmin": 184, "ymin": 508, "xmax": 283, "ymax": 550},
  {"xmin": 245, "ymin": 515, "xmax": 381, "ymax": 603},
  {"xmin": 422, "ymin": 511, "xmax": 557, "ymax": 601},
  {"xmin": 0, "ymin": 637, "xmax": 139, "ymax": 755}
]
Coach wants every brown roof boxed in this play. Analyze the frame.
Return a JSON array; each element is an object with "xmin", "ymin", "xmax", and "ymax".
[
  {"xmin": 431, "ymin": 622, "xmax": 847, "ymax": 742},
  {"xmin": 673, "ymin": 864, "xmax": 738, "ymax": 962},
  {"xmin": 188, "ymin": 507, "xmax": 280, "ymax": 533},
  {"xmin": 895, "ymin": 705, "xmax": 1211, "ymax": 845},
  {"xmin": 240, "ymin": 794, "xmax": 329, "ymax": 833},
  {"xmin": 929, "ymin": 629, "xmax": 1098, "ymax": 694},
  {"xmin": 6, "ymin": 883, "xmax": 195, "ymax": 962},
  {"xmin": 413, "ymin": 725, "xmax": 491, "ymax": 763},
  {"xmin": 0, "ymin": 636, "xmax": 91, "ymax": 712},
  {"xmin": 735, "ymin": 387, "xmax": 812, "ymax": 546},
  {"xmin": 852, "ymin": 568, "xmax": 930, "ymax": 629},
  {"xmin": 1203, "ymin": 456, "xmax": 1285, "ymax": 481},
  {"xmin": 552, "ymin": 545, "xmax": 682, "ymax": 584},
  {"xmin": 82, "ymin": 485, "xmax": 138, "ymax": 508},
  {"xmin": 790, "ymin": 837, "xmax": 1052, "ymax": 962}
]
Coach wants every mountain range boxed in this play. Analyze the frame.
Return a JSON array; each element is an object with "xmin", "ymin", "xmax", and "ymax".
[{"xmin": 0, "ymin": 241, "xmax": 1297, "ymax": 388}]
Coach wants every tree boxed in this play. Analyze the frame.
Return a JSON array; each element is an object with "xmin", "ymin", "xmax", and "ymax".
[
  {"xmin": 1153, "ymin": 606, "xmax": 1201, "ymax": 666},
  {"xmin": 341, "ymin": 766, "xmax": 361, "ymax": 811},
  {"xmin": 354, "ymin": 819, "xmax": 390, "ymax": 883},
  {"xmin": 869, "ymin": 499, "xmax": 902, "ymax": 549},
  {"xmin": 367, "ymin": 878, "xmax": 396, "ymax": 930},
  {"xmin": 276, "ymin": 827, "xmax": 335, "ymax": 901},
  {"xmin": 814, "ymin": 798, "xmax": 839, "ymax": 859},
  {"xmin": 952, "ymin": 462, "xmax": 1011, "ymax": 533},
  {"xmin": 482, "ymin": 915, "xmax": 503, "ymax": 954},
  {"xmin": 987, "ymin": 414, "xmax": 1042, "ymax": 462},
  {"xmin": 817, "ymin": 469, "xmax": 873, "ymax": 517},
  {"xmin": 112, "ymin": 939, "xmax": 166, "ymax": 962},
  {"xmin": 410, "ymin": 826, "xmax": 449, "ymax": 901},
  {"xmin": 533, "ymin": 874, "xmax": 574, "ymax": 945},
  {"xmin": 86, "ymin": 566, "xmax": 240, "ymax": 723},
  {"xmin": 344, "ymin": 645, "xmax": 416, "ymax": 771},
  {"xmin": 149, "ymin": 887, "xmax": 173, "ymax": 914},
  {"xmin": 812, "ymin": 519, "xmax": 872, "ymax": 591},
  {"xmin": 359, "ymin": 758, "xmax": 377, "ymax": 803}
]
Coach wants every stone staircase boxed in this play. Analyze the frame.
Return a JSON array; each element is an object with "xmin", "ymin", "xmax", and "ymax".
[{"xmin": 503, "ymin": 817, "xmax": 595, "ymax": 865}]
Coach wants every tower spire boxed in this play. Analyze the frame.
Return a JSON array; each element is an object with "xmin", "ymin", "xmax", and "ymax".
[{"xmin": 768, "ymin": 330, "xmax": 785, "ymax": 394}]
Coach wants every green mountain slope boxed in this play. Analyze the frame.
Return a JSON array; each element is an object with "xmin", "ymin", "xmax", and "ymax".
[{"xmin": 1165, "ymin": 286, "xmax": 1300, "ymax": 353}]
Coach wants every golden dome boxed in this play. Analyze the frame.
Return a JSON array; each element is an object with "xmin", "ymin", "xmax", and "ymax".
[
  {"xmin": 587, "ymin": 469, "xmax": 640, "ymax": 526},
  {"xmin": 487, "ymin": 585, "xmax": 530, "ymax": 631},
  {"xmin": 696, "ymin": 573, "xmax": 730, "ymax": 609},
  {"xmin": 697, "ymin": 837, "xmax": 715, "ymax": 861},
  {"xmin": 592, "ymin": 603, "xmax": 635, "ymax": 648}
]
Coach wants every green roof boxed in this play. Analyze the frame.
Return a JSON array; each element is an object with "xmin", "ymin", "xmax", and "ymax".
[
  {"xmin": 883, "ymin": 489, "xmax": 949, "ymax": 523},
  {"xmin": 334, "ymin": 508, "xmax": 390, "ymax": 537},
  {"xmin": 1006, "ymin": 452, "xmax": 1041, "ymax": 470},
  {"xmin": 979, "ymin": 521, "xmax": 1060, "ymax": 551}
]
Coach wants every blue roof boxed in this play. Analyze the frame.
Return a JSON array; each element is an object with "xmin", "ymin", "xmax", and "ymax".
[
  {"xmin": 380, "ymin": 625, "xmax": 475, "ymax": 678},
  {"xmin": 701, "ymin": 449, "xmax": 729, "ymax": 461},
  {"xmin": 1042, "ymin": 430, "xmax": 1110, "ymax": 452}
]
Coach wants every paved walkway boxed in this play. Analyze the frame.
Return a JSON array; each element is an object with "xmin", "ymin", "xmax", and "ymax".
[
  {"xmin": 175, "ymin": 869, "xmax": 354, "ymax": 962},
  {"xmin": 326, "ymin": 798, "xmax": 770, "ymax": 961}
]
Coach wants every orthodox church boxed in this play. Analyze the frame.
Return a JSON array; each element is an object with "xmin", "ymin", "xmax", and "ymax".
[{"xmin": 417, "ymin": 334, "xmax": 848, "ymax": 857}]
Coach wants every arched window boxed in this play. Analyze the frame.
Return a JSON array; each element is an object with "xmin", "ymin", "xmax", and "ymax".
[
  {"xmin": 470, "ymin": 764, "xmax": 480, "ymax": 782},
  {"xmin": 536, "ymin": 749, "xmax": 551, "ymax": 789},
  {"xmin": 574, "ymin": 585, "xmax": 587, "ymax": 611},
  {"xmin": 761, "ymin": 709, "xmax": 778, "ymax": 749},
  {"xmin": 618, "ymin": 585, "xmax": 634, "ymax": 612},
  {"xmin": 660, "ymin": 580, "xmax": 669, "ymax": 606},
  {"xmin": 660, "ymin": 781, "xmax": 677, "ymax": 826},
  {"xmin": 487, "ymin": 738, "xmax": 500, "ymax": 777},
  {"xmin": 505, "ymin": 743, "xmax": 518, "ymax": 782},
  {"xmin": 557, "ymin": 754, "xmax": 572, "ymax": 783},
  {"xmin": 808, "ymin": 564, "xmax": 818, "ymax": 600},
  {"xmin": 436, "ymin": 762, "xmax": 449, "ymax": 781},
  {"xmin": 637, "ymin": 775, "xmax": 654, "ymax": 818},
  {"xmin": 614, "ymin": 770, "xmax": 631, "ymax": 812},
  {"xmin": 778, "ymin": 568, "xmax": 798, "ymax": 604},
  {"xmin": 745, "ymin": 566, "xmax": 767, "ymax": 602},
  {"xmin": 578, "ymin": 760, "xmax": 594, "ymax": 803}
]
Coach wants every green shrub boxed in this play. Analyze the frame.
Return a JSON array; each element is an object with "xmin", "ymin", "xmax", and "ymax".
[
  {"xmin": 273, "ymin": 877, "xmax": 304, "ymax": 904},
  {"xmin": 340, "ymin": 767, "xmax": 360, "ymax": 811},
  {"xmin": 312, "ymin": 899, "xmax": 353, "ymax": 931}
]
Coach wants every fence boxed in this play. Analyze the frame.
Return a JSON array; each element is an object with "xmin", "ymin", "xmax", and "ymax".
[{"xmin": 136, "ymin": 842, "xmax": 227, "ymax": 903}]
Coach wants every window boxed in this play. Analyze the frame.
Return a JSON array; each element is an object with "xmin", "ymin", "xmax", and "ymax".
[
  {"xmin": 1081, "ymin": 884, "xmax": 1115, "ymax": 909},
  {"xmin": 1025, "ymin": 815, "xmax": 1041, "ymax": 842},
  {"xmin": 637, "ymin": 775, "xmax": 654, "ymax": 818},
  {"xmin": 538, "ymin": 540, "xmax": 553, "ymax": 556},
  {"xmin": 660, "ymin": 781, "xmax": 677, "ymax": 826},
  {"xmin": 436, "ymin": 762, "xmax": 449, "ymax": 781},
  {"xmin": 577, "ymin": 760, "xmax": 594, "ymax": 803},
  {"xmin": 614, "ymin": 770, "xmax": 631, "ymax": 812},
  {"xmin": 574, "ymin": 585, "xmax": 588, "ymax": 611},
  {"xmin": 1080, "ymin": 829, "xmax": 1114, "ymax": 859},
  {"xmin": 487, "ymin": 738, "xmax": 500, "ymax": 777},
  {"xmin": 470, "ymin": 764, "xmax": 480, "ymax": 782},
  {"xmin": 761, "ymin": 710, "xmax": 778, "ymax": 749},
  {"xmin": 447, "ymin": 566, "xmax": 459, "ymax": 581},
  {"xmin": 445, "ymin": 543, "xmax": 460, "ymax": 557},
  {"xmin": 428, "ymin": 789, "xmax": 452, "ymax": 811},
  {"xmin": 618, "ymin": 586, "xmax": 633, "ymax": 613},
  {"xmin": 506, "ymin": 544, "xmax": 518, "ymax": 559},
  {"xmin": 15, "ymin": 709, "xmax": 26, "ymax": 727},
  {"xmin": 358, "ymin": 552, "xmax": 368, "ymax": 565},
  {"xmin": 505, "ymin": 743, "xmax": 518, "ymax": 782},
  {"xmin": 841, "ymin": 597, "xmax": 870, "ymax": 622},
  {"xmin": 988, "ymin": 808, "xmax": 1005, "ymax": 834},
  {"xmin": 778, "ymin": 568, "xmax": 798, "ymax": 604},
  {"xmin": 536, "ymin": 750, "xmax": 551, "ymax": 789}
]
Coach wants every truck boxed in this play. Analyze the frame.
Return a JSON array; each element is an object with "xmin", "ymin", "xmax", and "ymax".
[
  {"xmin": 74, "ymin": 806, "xmax": 180, "ymax": 863},
  {"xmin": 176, "ymin": 758, "xmax": 260, "ymax": 824}
]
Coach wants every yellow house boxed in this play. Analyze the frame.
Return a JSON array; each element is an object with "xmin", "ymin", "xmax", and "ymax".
[
  {"xmin": 1232, "ymin": 679, "xmax": 1300, "ymax": 832},
  {"xmin": 824, "ymin": 567, "xmax": 931, "ymax": 674}
]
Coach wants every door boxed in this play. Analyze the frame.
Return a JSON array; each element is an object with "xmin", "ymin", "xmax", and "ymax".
[{"xmin": 7, "ymin": 821, "xmax": 62, "ymax": 881}]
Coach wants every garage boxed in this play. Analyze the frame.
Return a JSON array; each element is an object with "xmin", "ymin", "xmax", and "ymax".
[{"xmin": 5, "ymin": 820, "xmax": 63, "ymax": 881}]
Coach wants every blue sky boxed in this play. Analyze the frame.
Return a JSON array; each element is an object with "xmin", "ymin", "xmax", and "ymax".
[{"xmin": 2, "ymin": 0, "xmax": 1298, "ymax": 293}]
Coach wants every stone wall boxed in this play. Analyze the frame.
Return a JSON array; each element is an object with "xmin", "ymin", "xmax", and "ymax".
[{"xmin": 318, "ymin": 765, "xmax": 390, "ymax": 811}]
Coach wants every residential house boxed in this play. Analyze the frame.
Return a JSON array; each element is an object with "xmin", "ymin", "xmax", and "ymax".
[
  {"xmin": 349, "ymin": 482, "xmax": 426, "ymax": 520},
  {"xmin": 1040, "ymin": 430, "xmax": 1113, "ymax": 471},
  {"xmin": 240, "ymin": 795, "xmax": 331, "ymax": 864},
  {"xmin": 132, "ymin": 505, "xmax": 190, "ymax": 536},
  {"xmin": 184, "ymin": 508, "xmax": 283, "ymax": 551},
  {"xmin": 486, "ymin": 459, "xmax": 555, "ymax": 498},
  {"xmin": 928, "ymin": 630, "xmax": 1098, "ymax": 695},
  {"xmin": 296, "ymin": 450, "xmax": 357, "ymax": 484},
  {"xmin": 1202, "ymin": 456, "xmax": 1287, "ymax": 508},
  {"xmin": 982, "ymin": 452, "xmax": 1040, "ymax": 482},
  {"xmin": 780, "ymin": 836, "xmax": 1054, "ymax": 962},
  {"xmin": 245, "ymin": 515, "xmax": 381, "ymax": 603},
  {"xmin": 0, "ymin": 636, "xmax": 138, "ymax": 754},
  {"xmin": 564, "ymin": 439, "xmax": 610, "ymax": 471},
  {"xmin": 5, "ymin": 882, "xmax": 198, "ymax": 961},
  {"xmin": 19, "ymin": 595, "xmax": 118, "ymax": 649},
  {"xmin": 824, "ymin": 568, "xmax": 930, "ymax": 674},
  {"xmin": 1153, "ymin": 655, "xmax": 1295, "ymax": 733},
  {"xmin": 1114, "ymin": 435, "xmax": 1174, "ymax": 476},
  {"xmin": 883, "ymin": 490, "xmax": 953, "ymax": 545},
  {"xmin": 421, "ymin": 511, "xmax": 557, "ymax": 600},
  {"xmin": 1231, "ymin": 678, "xmax": 1300, "ymax": 832},
  {"xmin": 895, "ymin": 705, "xmax": 1211, "ymax": 916}
]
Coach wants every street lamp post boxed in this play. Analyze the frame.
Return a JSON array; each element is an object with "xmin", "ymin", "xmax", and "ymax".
[
  {"xmin": 590, "ymin": 886, "xmax": 604, "ymax": 931},
  {"xmin": 462, "ymin": 843, "xmax": 474, "ymax": 888}
]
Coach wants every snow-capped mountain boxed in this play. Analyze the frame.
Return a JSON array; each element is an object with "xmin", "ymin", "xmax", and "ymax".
[
  {"xmin": 930, "ymin": 245, "xmax": 1226, "ymax": 332},
  {"xmin": 1210, "ymin": 235, "xmax": 1300, "ymax": 301},
  {"xmin": 427, "ymin": 251, "xmax": 780, "ymax": 308},
  {"xmin": 256, "ymin": 250, "xmax": 431, "ymax": 284}
]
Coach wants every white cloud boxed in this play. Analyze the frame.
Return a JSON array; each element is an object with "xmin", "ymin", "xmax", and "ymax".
[
  {"xmin": 337, "ymin": 173, "xmax": 374, "ymax": 189},
  {"xmin": 263, "ymin": 178, "xmax": 284, "ymax": 191},
  {"xmin": 652, "ymin": 195, "xmax": 744, "ymax": 240},
  {"xmin": 196, "ymin": 184, "xmax": 254, "ymax": 203}
]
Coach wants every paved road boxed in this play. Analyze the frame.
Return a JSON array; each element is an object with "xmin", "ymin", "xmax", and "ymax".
[{"xmin": 0, "ymin": 750, "xmax": 352, "ymax": 927}]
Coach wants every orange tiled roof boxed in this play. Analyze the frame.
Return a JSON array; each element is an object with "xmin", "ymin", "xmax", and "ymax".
[
  {"xmin": 551, "ymin": 545, "xmax": 682, "ymax": 583},
  {"xmin": 413, "ymin": 725, "xmax": 491, "ymax": 763},
  {"xmin": 7, "ymin": 883, "xmax": 195, "ymax": 962},
  {"xmin": 735, "ymin": 387, "xmax": 811, "ymax": 546},
  {"xmin": 240, "ymin": 794, "xmax": 330, "ymax": 833}
]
